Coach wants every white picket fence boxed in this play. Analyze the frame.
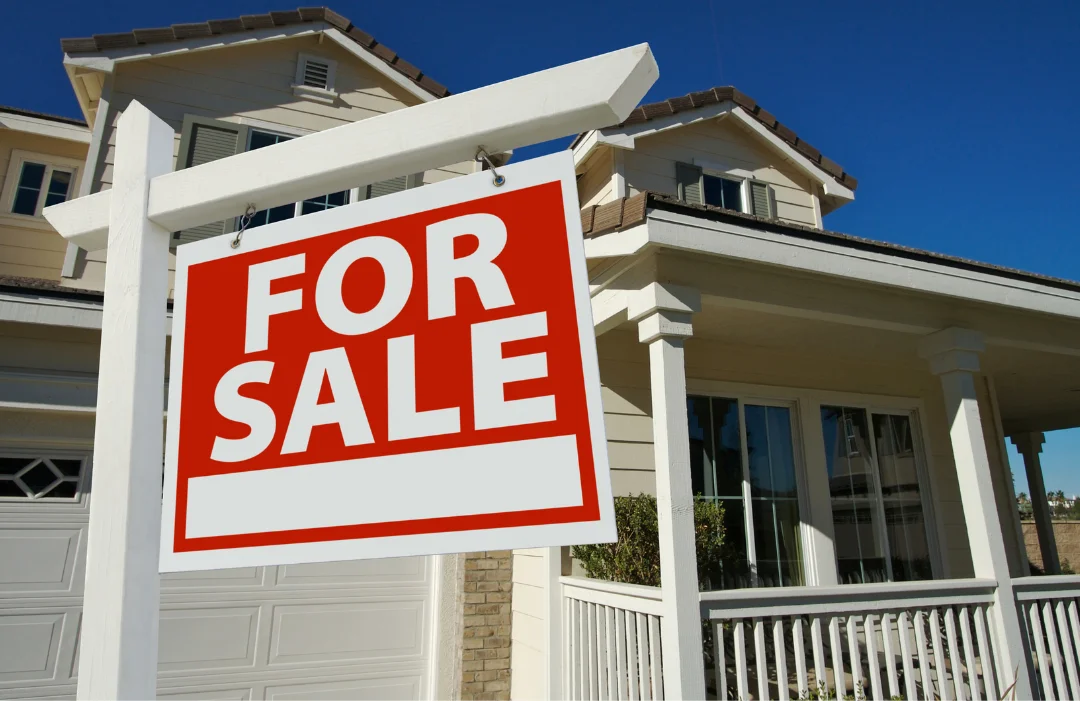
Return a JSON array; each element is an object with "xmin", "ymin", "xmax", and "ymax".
[
  {"xmin": 561, "ymin": 576, "xmax": 666, "ymax": 700},
  {"xmin": 1014, "ymin": 575, "xmax": 1080, "ymax": 700},
  {"xmin": 700, "ymin": 579, "xmax": 1004, "ymax": 701}
]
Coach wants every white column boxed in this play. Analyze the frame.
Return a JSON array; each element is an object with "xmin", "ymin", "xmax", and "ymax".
[
  {"xmin": 77, "ymin": 101, "xmax": 173, "ymax": 700},
  {"xmin": 1012, "ymin": 432, "xmax": 1060, "ymax": 574},
  {"xmin": 631, "ymin": 283, "xmax": 706, "ymax": 700},
  {"xmin": 918, "ymin": 328, "xmax": 1032, "ymax": 699}
]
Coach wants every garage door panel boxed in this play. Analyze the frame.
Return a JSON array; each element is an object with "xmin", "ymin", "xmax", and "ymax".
[
  {"xmin": 0, "ymin": 527, "xmax": 82, "ymax": 595},
  {"xmin": 266, "ymin": 674, "xmax": 421, "ymax": 700},
  {"xmin": 0, "ymin": 612, "xmax": 65, "ymax": 682},
  {"xmin": 269, "ymin": 599, "xmax": 426, "ymax": 667},
  {"xmin": 158, "ymin": 606, "xmax": 260, "ymax": 674},
  {"xmin": 162, "ymin": 567, "xmax": 268, "ymax": 592},
  {"xmin": 157, "ymin": 684, "xmax": 254, "ymax": 700},
  {"xmin": 273, "ymin": 557, "xmax": 426, "ymax": 589}
]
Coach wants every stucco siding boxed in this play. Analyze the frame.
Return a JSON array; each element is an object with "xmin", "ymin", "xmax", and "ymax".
[
  {"xmin": 622, "ymin": 118, "xmax": 819, "ymax": 227},
  {"xmin": 0, "ymin": 132, "xmax": 88, "ymax": 280}
]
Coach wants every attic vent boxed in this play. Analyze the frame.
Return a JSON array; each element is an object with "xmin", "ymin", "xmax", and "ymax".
[
  {"xmin": 302, "ymin": 58, "xmax": 331, "ymax": 89},
  {"xmin": 293, "ymin": 54, "xmax": 338, "ymax": 103}
]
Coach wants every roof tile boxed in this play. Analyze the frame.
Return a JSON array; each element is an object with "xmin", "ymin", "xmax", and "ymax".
[
  {"xmin": 269, "ymin": 10, "xmax": 303, "ymax": 25},
  {"xmin": 207, "ymin": 18, "xmax": 245, "ymax": 33},
  {"xmin": 132, "ymin": 27, "xmax": 177, "ymax": 44},
  {"xmin": 321, "ymin": 7, "xmax": 351, "ymax": 30},
  {"xmin": 689, "ymin": 90, "xmax": 718, "ymax": 107},
  {"xmin": 418, "ymin": 75, "xmax": 449, "ymax": 97},
  {"xmin": 172, "ymin": 23, "xmax": 213, "ymax": 39},
  {"xmin": 346, "ymin": 26, "xmax": 375, "ymax": 47},
  {"xmin": 730, "ymin": 88, "xmax": 756, "ymax": 111},
  {"xmin": 592, "ymin": 199, "xmax": 625, "ymax": 233},
  {"xmin": 668, "ymin": 95, "xmax": 694, "ymax": 113},
  {"xmin": 92, "ymin": 32, "xmax": 138, "ymax": 50},
  {"xmin": 297, "ymin": 7, "xmax": 326, "ymax": 21},
  {"xmin": 818, "ymin": 156, "xmax": 843, "ymax": 178},
  {"xmin": 392, "ymin": 58, "xmax": 422, "ymax": 80},
  {"xmin": 580, "ymin": 205, "xmax": 596, "ymax": 234},
  {"xmin": 794, "ymin": 138, "xmax": 821, "ymax": 162},
  {"xmin": 60, "ymin": 37, "xmax": 99, "ymax": 52},
  {"xmin": 641, "ymin": 101, "xmax": 674, "ymax": 120},
  {"xmin": 370, "ymin": 42, "xmax": 397, "ymax": 63},
  {"xmin": 240, "ymin": 14, "xmax": 276, "ymax": 30},
  {"xmin": 754, "ymin": 107, "xmax": 777, "ymax": 129}
]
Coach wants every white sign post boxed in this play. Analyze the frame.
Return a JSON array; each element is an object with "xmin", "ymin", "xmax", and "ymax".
[{"xmin": 45, "ymin": 45, "xmax": 657, "ymax": 700}]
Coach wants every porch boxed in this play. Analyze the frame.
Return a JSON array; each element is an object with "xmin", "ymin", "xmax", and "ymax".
[{"xmin": 509, "ymin": 201, "xmax": 1080, "ymax": 700}]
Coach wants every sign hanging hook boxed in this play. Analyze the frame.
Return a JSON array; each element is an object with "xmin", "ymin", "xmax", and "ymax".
[
  {"xmin": 475, "ymin": 148, "xmax": 506, "ymax": 188},
  {"xmin": 231, "ymin": 204, "xmax": 258, "ymax": 249}
]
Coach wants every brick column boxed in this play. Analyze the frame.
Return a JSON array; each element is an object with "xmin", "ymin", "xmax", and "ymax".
[{"xmin": 460, "ymin": 550, "xmax": 513, "ymax": 700}]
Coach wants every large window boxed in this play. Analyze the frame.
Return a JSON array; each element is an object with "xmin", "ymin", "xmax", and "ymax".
[
  {"xmin": 821, "ymin": 406, "xmax": 934, "ymax": 583},
  {"xmin": 246, "ymin": 130, "xmax": 351, "ymax": 228},
  {"xmin": 687, "ymin": 395, "xmax": 804, "ymax": 589}
]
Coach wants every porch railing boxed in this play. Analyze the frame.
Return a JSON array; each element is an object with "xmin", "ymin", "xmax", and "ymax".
[
  {"xmin": 700, "ymin": 579, "xmax": 1003, "ymax": 701},
  {"xmin": 1014, "ymin": 575, "xmax": 1080, "ymax": 700},
  {"xmin": 561, "ymin": 576, "xmax": 665, "ymax": 700}
]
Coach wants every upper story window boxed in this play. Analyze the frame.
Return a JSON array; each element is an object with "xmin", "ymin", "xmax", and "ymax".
[
  {"xmin": 293, "ymin": 53, "xmax": 338, "ymax": 104},
  {"xmin": 2, "ymin": 150, "xmax": 80, "ymax": 220},
  {"xmin": 676, "ymin": 161, "xmax": 776, "ymax": 219},
  {"xmin": 245, "ymin": 129, "xmax": 352, "ymax": 229}
]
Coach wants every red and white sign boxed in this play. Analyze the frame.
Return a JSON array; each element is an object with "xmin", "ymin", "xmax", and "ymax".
[{"xmin": 160, "ymin": 152, "xmax": 615, "ymax": 572}]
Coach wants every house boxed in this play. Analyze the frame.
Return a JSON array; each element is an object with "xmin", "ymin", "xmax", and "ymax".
[{"xmin": 2, "ymin": 11, "xmax": 1080, "ymax": 701}]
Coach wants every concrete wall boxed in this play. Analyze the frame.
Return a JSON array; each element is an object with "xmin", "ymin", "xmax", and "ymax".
[{"xmin": 1023, "ymin": 521, "xmax": 1080, "ymax": 572}]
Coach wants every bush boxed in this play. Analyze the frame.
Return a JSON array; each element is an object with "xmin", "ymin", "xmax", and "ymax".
[{"xmin": 571, "ymin": 493, "xmax": 726, "ymax": 589}]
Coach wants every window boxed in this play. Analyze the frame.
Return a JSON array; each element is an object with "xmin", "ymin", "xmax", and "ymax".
[
  {"xmin": 0, "ymin": 454, "xmax": 86, "ymax": 500},
  {"xmin": 3, "ymin": 151, "xmax": 79, "ymax": 219},
  {"xmin": 246, "ymin": 130, "xmax": 351, "ymax": 228},
  {"xmin": 687, "ymin": 395, "xmax": 804, "ymax": 589},
  {"xmin": 821, "ymin": 406, "xmax": 934, "ymax": 583},
  {"xmin": 702, "ymin": 174, "xmax": 743, "ymax": 213},
  {"xmin": 293, "ymin": 53, "xmax": 338, "ymax": 103}
]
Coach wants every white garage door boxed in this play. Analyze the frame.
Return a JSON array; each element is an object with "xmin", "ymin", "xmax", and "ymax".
[{"xmin": 0, "ymin": 449, "xmax": 436, "ymax": 700}]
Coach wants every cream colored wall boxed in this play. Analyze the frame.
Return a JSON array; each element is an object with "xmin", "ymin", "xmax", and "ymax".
[
  {"xmin": 68, "ymin": 34, "xmax": 473, "ymax": 291},
  {"xmin": 576, "ymin": 147, "xmax": 615, "ymax": 208},
  {"xmin": 622, "ymin": 117, "xmax": 820, "ymax": 228},
  {"xmin": 595, "ymin": 328, "xmax": 979, "ymax": 579},
  {"xmin": 510, "ymin": 548, "xmax": 549, "ymax": 700},
  {"xmin": 0, "ymin": 131, "xmax": 88, "ymax": 280}
]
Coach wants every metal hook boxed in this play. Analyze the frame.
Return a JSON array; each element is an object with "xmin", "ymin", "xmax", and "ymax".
[
  {"xmin": 475, "ymin": 148, "xmax": 506, "ymax": 187},
  {"xmin": 231, "ymin": 204, "xmax": 258, "ymax": 249}
]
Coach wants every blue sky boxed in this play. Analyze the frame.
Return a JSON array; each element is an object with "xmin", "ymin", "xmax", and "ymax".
[{"xmin": 3, "ymin": 0, "xmax": 1078, "ymax": 492}]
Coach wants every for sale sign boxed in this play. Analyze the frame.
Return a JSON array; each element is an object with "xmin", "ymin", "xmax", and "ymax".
[{"xmin": 160, "ymin": 152, "xmax": 615, "ymax": 571}]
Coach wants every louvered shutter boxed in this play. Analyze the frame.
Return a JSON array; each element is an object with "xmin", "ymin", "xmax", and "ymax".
[
  {"xmin": 676, "ymin": 162, "xmax": 703, "ymax": 204},
  {"xmin": 366, "ymin": 175, "xmax": 410, "ymax": 199},
  {"xmin": 172, "ymin": 117, "xmax": 248, "ymax": 247},
  {"xmin": 301, "ymin": 58, "xmax": 331, "ymax": 89},
  {"xmin": 749, "ymin": 180, "xmax": 775, "ymax": 218}
]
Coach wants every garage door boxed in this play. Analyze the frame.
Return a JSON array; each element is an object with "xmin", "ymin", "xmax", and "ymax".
[{"xmin": 0, "ymin": 449, "xmax": 436, "ymax": 700}]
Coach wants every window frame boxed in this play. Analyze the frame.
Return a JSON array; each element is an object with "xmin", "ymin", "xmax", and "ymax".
[
  {"xmin": 0, "ymin": 149, "xmax": 83, "ymax": 230},
  {"xmin": 687, "ymin": 378, "xmax": 947, "ymax": 584},
  {"xmin": 0, "ymin": 447, "xmax": 92, "ymax": 508},
  {"xmin": 687, "ymin": 390, "xmax": 811, "ymax": 588}
]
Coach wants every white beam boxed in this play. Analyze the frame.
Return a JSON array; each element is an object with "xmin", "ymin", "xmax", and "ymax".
[
  {"xmin": 1012, "ymin": 432, "xmax": 1060, "ymax": 574},
  {"xmin": 75, "ymin": 102, "xmax": 172, "ymax": 700},
  {"xmin": 45, "ymin": 44, "xmax": 659, "ymax": 251}
]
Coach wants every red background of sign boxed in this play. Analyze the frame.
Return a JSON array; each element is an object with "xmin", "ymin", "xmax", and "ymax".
[{"xmin": 175, "ymin": 182, "xmax": 599, "ymax": 552}]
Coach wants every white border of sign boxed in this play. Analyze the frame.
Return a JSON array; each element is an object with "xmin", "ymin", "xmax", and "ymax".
[{"xmin": 161, "ymin": 150, "xmax": 615, "ymax": 572}]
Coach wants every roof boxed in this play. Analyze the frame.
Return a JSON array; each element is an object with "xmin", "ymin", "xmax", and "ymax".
[
  {"xmin": 0, "ymin": 275, "xmax": 104, "ymax": 303},
  {"xmin": 572, "ymin": 86, "xmax": 857, "ymax": 191},
  {"xmin": 60, "ymin": 7, "xmax": 450, "ymax": 99},
  {"xmin": 0, "ymin": 105, "xmax": 87, "ymax": 127},
  {"xmin": 580, "ymin": 193, "xmax": 1080, "ymax": 295}
]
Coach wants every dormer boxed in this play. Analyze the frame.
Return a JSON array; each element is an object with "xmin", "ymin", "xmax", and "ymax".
[{"xmin": 572, "ymin": 86, "xmax": 857, "ymax": 230}]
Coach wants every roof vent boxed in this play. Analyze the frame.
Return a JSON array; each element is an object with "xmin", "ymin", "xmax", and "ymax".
[{"xmin": 293, "ymin": 53, "xmax": 338, "ymax": 104}]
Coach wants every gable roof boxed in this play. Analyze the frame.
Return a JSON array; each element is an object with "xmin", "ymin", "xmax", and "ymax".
[
  {"xmin": 579, "ymin": 192, "xmax": 1080, "ymax": 294},
  {"xmin": 60, "ymin": 7, "xmax": 450, "ymax": 99},
  {"xmin": 573, "ymin": 86, "xmax": 857, "ymax": 192},
  {"xmin": 0, "ymin": 105, "xmax": 87, "ymax": 127}
]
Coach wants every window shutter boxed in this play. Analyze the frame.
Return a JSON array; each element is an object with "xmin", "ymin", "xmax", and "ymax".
[
  {"xmin": 172, "ymin": 117, "xmax": 248, "ymax": 247},
  {"xmin": 749, "ymin": 180, "xmax": 775, "ymax": 218},
  {"xmin": 676, "ymin": 162, "xmax": 702, "ymax": 204},
  {"xmin": 301, "ymin": 58, "xmax": 331, "ymax": 89},
  {"xmin": 365, "ymin": 175, "xmax": 410, "ymax": 199}
]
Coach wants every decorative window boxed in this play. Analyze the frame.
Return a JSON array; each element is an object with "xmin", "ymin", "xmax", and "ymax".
[
  {"xmin": 820, "ymin": 406, "xmax": 934, "ymax": 584},
  {"xmin": 687, "ymin": 395, "xmax": 805, "ymax": 589},
  {"xmin": 292, "ymin": 53, "xmax": 338, "ymax": 103},
  {"xmin": 2, "ymin": 150, "xmax": 81, "ymax": 220},
  {"xmin": 0, "ymin": 454, "xmax": 85, "ymax": 500}
]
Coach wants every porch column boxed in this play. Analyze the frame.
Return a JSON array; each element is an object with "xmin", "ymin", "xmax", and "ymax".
[
  {"xmin": 631, "ymin": 283, "xmax": 706, "ymax": 700},
  {"xmin": 918, "ymin": 328, "xmax": 1033, "ymax": 699},
  {"xmin": 1012, "ymin": 432, "xmax": 1060, "ymax": 574}
]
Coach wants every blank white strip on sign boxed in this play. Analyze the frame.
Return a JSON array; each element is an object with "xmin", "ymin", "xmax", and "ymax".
[{"xmin": 185, "ymin": 435, "xmax": 584, "ymax": 539}]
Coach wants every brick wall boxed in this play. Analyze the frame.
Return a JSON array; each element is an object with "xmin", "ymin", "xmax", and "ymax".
[
  {"xmin": 460, "ymin": 551, "xmax": 513, "ymax": 700},
  {"xmin": 1022, "ymin": 521, "xmax": 1080, "ymax": 572}
]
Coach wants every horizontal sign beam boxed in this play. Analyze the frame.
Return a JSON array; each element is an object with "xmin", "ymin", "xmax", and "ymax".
[{"xmin": 45, "ymin": 43, "xmax": 658, "ymax": 251}]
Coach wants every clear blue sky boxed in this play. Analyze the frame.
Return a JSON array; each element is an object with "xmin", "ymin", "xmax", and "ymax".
[{"xmin": 3, "ymin": 0, "xmax": 1079, "ymax": 492}]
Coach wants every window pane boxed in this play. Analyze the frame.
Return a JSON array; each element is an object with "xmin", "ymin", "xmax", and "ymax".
[
  {"xmin": 687, "ymin": 397, "xmax": 713, "ymax": 498},
  {"xmin": 821, "ymin": 406, "xmax": 887, "ymax": 583},
  {"xmin": 745, "ymin": 404, "xmax": 803, "ymax": 586},
  {"xmin": 12, "ymin": 162, "xmax": 46, "ymax": 215},
  {"xmin": 711, "ymin": 398, "xmax": 742, "ymax": 498},
  {"xmin": 301, "ymin": 190, "xmax": 350, "ymax": 216},
  {"xmin": 247, "ymin": 132, "xmax": 296, "ymax": 227},
  {"xmin": 874, "ymin": 413, "xmax": 932, "ymax": 581},
  {"xmin": 721, "ymin": 177, "xmax": 743, "ymax": 212},
  {"xmin": 703, "ymin": 175, "xmax": 743, "ymax": 212},
  {"xmin": 44, "ymin": 170, "xmax": 73, "ymax": 207},
  {"xmin": 249, "ymin": 130, "xmax": 291, "ymax": 150}
]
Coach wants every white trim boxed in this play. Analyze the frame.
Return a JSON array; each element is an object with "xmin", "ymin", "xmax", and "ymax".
[
  {"xmin": 323, "ymin": 28, "xmax": 436, "ymax": 104},
  {"xmin": 0, "ymin": 112, "xmax": 90, "ymax": 144},
  {"xmin": 63, "ymin": 74, "xmax": 113, "ymax": 277},
  {"xmin": 0, "ymin": 150, "xmax": 84, "ymax": 223},
  {"xmin": 62, "ymin": 24, "xmax": 331, "ymax": 72},
  {"xmin": 226, "ymin": 116, "xmax": 313, "ymax": 137},
  {"xmin": 611, "ymin": 149, "xmax": 627, "ymax": 198},
  {"xmin": 811, "ymin": 190, "xmax": 824, "ymax": 229},
  {"xmin": 0, "ymin": 290, "xmax": 105, "ymax": 329}
]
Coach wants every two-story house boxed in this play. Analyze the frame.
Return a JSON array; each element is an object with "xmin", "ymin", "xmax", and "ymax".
[{"xmin": 4, "ymin": 9, "xmax": 1080, "ymax": 701}]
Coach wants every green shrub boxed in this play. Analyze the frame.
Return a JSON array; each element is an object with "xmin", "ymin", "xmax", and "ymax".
[{"xmin": 571, "ymin": 493, "xmax": 726, "ymax": 589}]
